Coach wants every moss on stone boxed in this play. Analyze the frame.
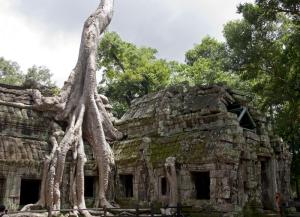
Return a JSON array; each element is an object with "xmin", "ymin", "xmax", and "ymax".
[
  {"xmin": 115, "ymin": 198, "xmax": 138, "ymax": 208},
  {"xmin": 114, "ymin": 139, "xmax": 141, "ymax": 165},
  {"xmin": 114, "ymin": 131, "xmax": 212, "ymax": 167},
  {"xmin": 149, "ymin": 141, "xmax": 180, "ymax": 166},
  {"xmin": 242, "ymin": 201, "xmax": 269, "ymax": 217}
]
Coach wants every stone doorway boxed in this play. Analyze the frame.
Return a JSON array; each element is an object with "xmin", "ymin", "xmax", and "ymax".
[
  {"xmin": 191, "ymin": 172, "xmax": 210, "ymax": 200},
  {"xmin": 84, "ymin": 176, "xmax": 95, "ymax": 198},
  {"xmin": 19, "ymin": 179, "xmax": 41, "ymax": 205},
  {"xmin": 119, "ymin": 174, "xmax": 133, "ymax": 198},
  {"xmin": 0, "ymin": 178, "xmax": 5, "ymax": 204},
  {"xmin": 161, "ymin": 177, "xmax": 168, "ymax": 196}
]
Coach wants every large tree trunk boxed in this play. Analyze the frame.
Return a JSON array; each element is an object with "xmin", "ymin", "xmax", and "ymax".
[{"xmin": 18, "ymin": 1, "xmax": 119, "ymax": 216}]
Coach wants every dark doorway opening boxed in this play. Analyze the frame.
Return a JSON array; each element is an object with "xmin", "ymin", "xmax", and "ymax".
[
  {"xmin": 119, "ymin": 174, "xmax": 133, "ymax": 198},
  {"xmin": 191, "ymin": 172, "xmax": 210, "ymax": 200},
  {"xmin": 20, "ymin": 179, "xmax": 41, "ymax": 205},
  {"xmin": 161, "ymin": 177, "xmax": 167, "ymax": 196},
  {"xmin": 84, "ymin": 176, "xmax": 95, "ymax": 198},
  {"xmin": 0, "ymin": 178, "xmax": 6, "ymax": 204}
]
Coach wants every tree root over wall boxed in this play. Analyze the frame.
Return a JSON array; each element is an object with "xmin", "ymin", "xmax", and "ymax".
[{"xmin": 17, "ymin": 0, "xmax": 120, "ymax": 216}]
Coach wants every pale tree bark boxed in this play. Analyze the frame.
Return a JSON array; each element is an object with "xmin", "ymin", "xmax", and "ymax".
[
  {"xmin": 17, "ymin": 0, "xmax": 120, "ymax": 216},
  {"xmin": 164, "ymin": 157, "xmax": 178, "ymax": 215}
]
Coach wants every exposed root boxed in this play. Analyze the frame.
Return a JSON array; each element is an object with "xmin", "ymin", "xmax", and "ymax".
[
  {"xmin": 20, "ymin": 204, "xmax": 44, "ymax": 212},
  {"xmin": 22, "ymin": 0, "xmax": 118, "ymax": 216},
  {"xmin": 8, "ymin": 212, "xmax": 48, "ymax": 217}
]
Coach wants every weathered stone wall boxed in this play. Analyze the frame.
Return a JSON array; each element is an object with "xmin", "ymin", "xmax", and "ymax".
[
  {"xmin": 0, "ymin": 84, "xmax": 100, "ymax": 209},
  {"xmin": 0, "ymin": 85, "xmax": 53, "ymax": 209},
  {"xmin": 113, "ymin": 84, "xmax": 292, "ymax": 215},
  {"xmin": 0, "ymin": 83, "xmax": 291, "ymax": 216}
]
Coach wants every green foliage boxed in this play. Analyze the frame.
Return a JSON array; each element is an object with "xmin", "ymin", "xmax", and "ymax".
[
  {"xmin": 97, "ymin": 32, "xmax": 172, "ymax": 117},
  {"xmin": 185, "ymin": 57, "xmax": 241, "ymax": 87},
  {"xmin": 224, "ymin": 1, "xmax": 300, "ymax": 107},
  {"xmin": 224, "ymin": 0, "xmax": 300, "ymax": 195},
  {"xmin": 179, "ymin": 36, "xmax": 245, "ymax": 89},
  {"xmin": 0, "ymin": 57, "xmax": 24, "ymax": 85},
  {"xmin": 255, "ymin": 0, "xmax": 300, "ymax": 21},
  {"xmin": 23, "ymin": 65, "xmax": 59, "ymax": 96},
  {"xmin": 0, "ymin": 57, "xmax": 58, "ymax": 95},
  {"xmin": 185, "ymin": 36, "xmax": 228, "ymax": 67},
  {"xmin": 97, "ymin": 33, "xmax": 248, "ymax": 118},
  {"xmin": 23, "ymin": 65, "xmax": 54, "ymax": 87}
]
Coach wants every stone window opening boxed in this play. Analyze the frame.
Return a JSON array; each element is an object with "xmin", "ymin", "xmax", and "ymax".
[
  {"xmin": 227, "ymin": 104, "xmax": 256, "ymax": 131},
  {"xmin": 191, "ymin": 172, "xmax": 210, "ymax": 200},
  {"xmin": 0, "ymin": 178, "xmax": 6, "ymax": 204},
  {"xmin": 20, "ymin": 179, "xmax": 41, "ymax": 206},
  {"xmin": 161, "ymin": 177, "xmax": 168, "ymax": 196},
  {"xmin": 119, "ymin": 174, "xmax": 133, "ymax": 198},
  {"xmin": 84, "ymin": 176, "xmax": 95, "ymax": 198}
]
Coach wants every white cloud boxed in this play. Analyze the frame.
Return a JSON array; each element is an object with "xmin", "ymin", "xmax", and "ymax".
[
  {"xmin": 110, "ymin": 0, "xmax": 253, "ymax": 61},
  {"xmin": 0, "ymin": 0, "xmax": 81, "ymax": 86}
]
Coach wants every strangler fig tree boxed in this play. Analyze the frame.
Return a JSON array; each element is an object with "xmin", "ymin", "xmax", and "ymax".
[{"xmin": 18, "ymin": 0, "xmax": 120, "ymax": 216}]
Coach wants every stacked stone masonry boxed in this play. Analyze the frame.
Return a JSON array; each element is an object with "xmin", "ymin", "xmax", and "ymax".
[
  {"xmin": 113, "ymin": 84, "xmax": 291, "ymax": 215},
  {"xmin": 0, "ymin": 83, "xmax": 292, "ymax": 216},
  {"xmin": 0, "ymin": 84, "xmax": 98, "ymax": 210}
]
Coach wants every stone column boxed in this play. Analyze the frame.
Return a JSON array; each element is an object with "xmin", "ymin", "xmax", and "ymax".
[
  {"xmin": 4, "ymin": 173, "xmax": 21, "ymax": 210},
  {"xmin": 165, "ymin": 157, "xmax": 178, "ymax": 207},
  {"xmin": 269, "ymin": 158, "xmax": 277, "ymax": 209}
]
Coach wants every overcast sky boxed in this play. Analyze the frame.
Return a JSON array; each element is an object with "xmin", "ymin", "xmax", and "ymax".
[{"xmin": 0, "ymin": 0, "xmax": 252, "ymax": 86}]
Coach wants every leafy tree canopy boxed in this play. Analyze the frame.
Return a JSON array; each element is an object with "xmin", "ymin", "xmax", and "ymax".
[
  {"xmin": 97, "ymin": 33, "xmax": 246, "ymax": 117},
  {"xmin": 97, "ymin": 32, "xmax": 172, "ymax": 117},
  {"xmin": 0, "ymin": 57, "xmax": 24, "ymax": 85},
  {"xmin": 24, "ymin": 66, "xmax": 54, "ymax": 87},
  {"xmin": 224, "ymin": 1, "xmax": 300, "ymax": 106},
  {"xmin": 223, "ymin": 0, "xmax": 300, "ymax": 191},
  {"xmin": 176, "ymin": 36, "xmax": 244, "ymax": 89},
  {"xmin": 0, "ymin": 57, "xmax": 57, "ymax": 95},
  {"xmin": 185, "ymin": 36, "xmax": 229, "ymax": 67}
]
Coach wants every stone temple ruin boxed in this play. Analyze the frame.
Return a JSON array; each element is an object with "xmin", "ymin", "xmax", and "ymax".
[{"xmin": 0, "ymin": 83, "xmax": 291, "ymax": 215}]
